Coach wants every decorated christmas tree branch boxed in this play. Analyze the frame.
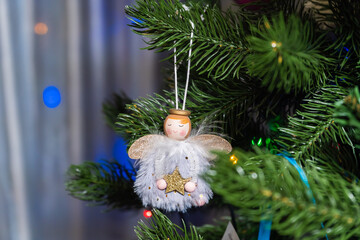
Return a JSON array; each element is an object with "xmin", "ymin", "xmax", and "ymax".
[
  {"xmin": 126, "ymin": 0, "xmax": 338, "ymax": 93},
  {"xmin": 116, "ymin": 75, "xmax": 293, "ymax": 146},
  {"xmin": 125, "ymin": 0, "xmax": 250, "ymax": 80},
  {"xmin": 206, "ymin": 149, "xmax": 360, "ymax": 240},
  {"xmin": 65, "ymin": 160, "xmax": 142, "ymax": 209},
  {"xmin": 64, "ymin": 131, "xmax": 228, "ymax": 210},
  {"xmin": 136, "ymin": 207, "xmax": 269, "ymax": 240},
  {"xmin": 135, "ymin": 209, "xmax": 203, "ymax": 240}
]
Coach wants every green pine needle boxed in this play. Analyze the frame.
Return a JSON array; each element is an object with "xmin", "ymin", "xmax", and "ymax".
[
  {"xmin": 334, "ymin": 86, "xmax": 360, "ymax": 129},
  {"xmin": 103, "ymin": 93, "xmax": 132, "ymax": 130},
  {"xmin": 196, "ymin": 216, "xmax": 260, "ymax": 240},
  {"xmin": 125, "ymin": 0, "xmax": 249, "ymax": 80},
  {"xmin": 313, "ymin": 0, "xmax": 360, "ymax": 57},
  {"xmin": 206, "ymin": 149, "xmax": 360, "ymax": 240},
  {"xmin": 66, "ymin": 1, "xmax": 360, "ymax": 239},
  {"xmin": 275, "ymin": 83, "xmax": 355, "ymax": 165},
  {"xmin": 65, "ymin": 160, "xmax": 142, "ymax": 209},
  {"xmin": 135, "ymin": 209, "xmax": 203, "ymax": 240},
  {"xmin": 116, "ymin": 76, "xmax": 291, "ymax": 147},
  {"xmin": 246, "ymin": 12, "xmax": 330, "ymax": 93}
]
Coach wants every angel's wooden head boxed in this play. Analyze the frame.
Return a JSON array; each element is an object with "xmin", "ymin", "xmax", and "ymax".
[{"xmin": 164, "ymin": 109, "xmax": 191, "ymax": 141}]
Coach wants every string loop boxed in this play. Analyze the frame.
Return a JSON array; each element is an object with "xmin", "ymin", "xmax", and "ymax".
[
  {"xmin": 173, "ymin": 20, "xmax": 194, "ymax": 111},
  {"xmin": 174, "ymin": 43, "xmax": 178, "ymax": 109}
]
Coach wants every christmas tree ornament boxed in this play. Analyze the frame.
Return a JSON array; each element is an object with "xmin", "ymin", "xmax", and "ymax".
[
  {"xmin": 128, "ymin": 18, "xmax": 232, "ymax": 212},
  {"xmin": 128, "ymin": 113, "xmax": 232, "ymax": 211}
]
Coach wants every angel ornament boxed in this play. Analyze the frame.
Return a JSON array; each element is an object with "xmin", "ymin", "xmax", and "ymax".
[
  {"xmin": 128, "ymin": 109, "xmax": 232, "ymax": 212},
  {"xmin": 129, "ymin": 19, "xmax": 231, "ymax": 211}
]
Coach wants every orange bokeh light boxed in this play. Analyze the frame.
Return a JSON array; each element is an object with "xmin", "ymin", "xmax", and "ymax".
[
  {"xmin": 34, "ymin": 22, "xmax": 48, "ymax": 35},
  {"xmin": 230, "ymin": 154, "xmax": 238, "ymax": 165}
]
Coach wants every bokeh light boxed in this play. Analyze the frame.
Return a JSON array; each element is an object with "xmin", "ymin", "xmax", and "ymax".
[
  {"xmin": 34, "ymin": 22, "xmax": 48, "ymax": 35},
  {"xmin": 43, "ymin": 86, "xmax": 61, "ymax": 108},
  {"xmin": 143, "ymin": 210, "xmax": 152, "ymax": 218},
  {"xmin": 230, "ymin": 154, "xmax": 238, "ymax": 164}
]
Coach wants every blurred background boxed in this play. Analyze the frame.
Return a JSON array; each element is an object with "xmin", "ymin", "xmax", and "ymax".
[
  {"xmin": 0, "ymin": 0, "xmax": 229, "ymax": 239},
  {"xmin": 0, "ymin": 0, "xmax": 161, "ymax": 239}
]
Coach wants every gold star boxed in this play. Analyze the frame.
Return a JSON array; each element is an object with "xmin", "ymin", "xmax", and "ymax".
[{"xmin": 163, "ymin": 167, "xmax": 191, "ymax": 195}]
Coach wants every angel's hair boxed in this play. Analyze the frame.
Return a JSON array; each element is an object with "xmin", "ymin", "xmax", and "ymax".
[{"xmin": 165, "ymin": 114, "xmax": 191, "ymax": 125}]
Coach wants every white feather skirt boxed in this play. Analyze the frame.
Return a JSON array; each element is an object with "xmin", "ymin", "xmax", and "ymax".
[{"xmin": 134, "ymin": 135, "xmax": 213, "ymax": 212}]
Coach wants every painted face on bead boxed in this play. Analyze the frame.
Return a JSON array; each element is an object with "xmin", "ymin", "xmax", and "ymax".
[{"xmin": 164, "ymin": 115, "xmax": 191, "ymax": 141}]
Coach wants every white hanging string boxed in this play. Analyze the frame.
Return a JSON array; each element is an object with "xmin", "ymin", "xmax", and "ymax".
[
  {"xmin": 174, "ymin": 44, "xmax": 179, "ymax": 109},
  {"xmin": 173, "ymin": 20, "xmax": 194, "ymax": 110},
  {"xmin": 182, "ymin": 20, "xmax": 194, "ymax": 110}
]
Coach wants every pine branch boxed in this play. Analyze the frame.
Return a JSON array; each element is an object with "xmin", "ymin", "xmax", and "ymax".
[
  {"xmin": 126, "ymin": 0, "xmax": 337, "ymax": 94},
  {"xmin": 334, "ymin": 86, "xmax": 360, "ymax": 129},
  {"xmin": 206, "ymin": 149, "xmax": 360, "ymax": 240},
  {"xmin": 65, "ymin": 160, "xmax": 142, "ymax": 209},
  {"xmin": 275, "ymin": 83, "xmax": 356, "ymax": 165},
  {"xmin": 116, "ymin": 75, "xmax": 296, "ymax": 147},
  {"xmin": 103, "ymin": 93, "xmax": 132, "ymax": 130},
  {"xmin": 311, "ymin": 0, "xmax": 360, "ymax": 57},
  {"xmin": 246, "ymin": 12, "xmax": 330, "ymax": 93},
  {"xmin": 125, "ymin": 0, "xmax": 250, "ymax": 80},
  {"xmin": 333, "ymin": 86, "xmax": 360, "ymax": 166},
  {"xmin": 135, "ymin": 209, "xmax": 203, "ymax": 240},
  {"xmin": 116, "ymin": 92, "xmax": 171, "ymax": 146}
]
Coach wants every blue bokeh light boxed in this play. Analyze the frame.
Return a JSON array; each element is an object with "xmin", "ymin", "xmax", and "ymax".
[
  {"xmin": 96, "ymin": 137, "xmax": 136, "ymax": 181},
  {"xmin": 43, "ymin": 86, "xmax": 61, "ymax": 108},
  {"xmin": 130, "ymin": 17, "xmax": 144, "ymax": 24},
  {"xmin": 113, "ymin": 137, "xmax": 136, "ymax": 180}
]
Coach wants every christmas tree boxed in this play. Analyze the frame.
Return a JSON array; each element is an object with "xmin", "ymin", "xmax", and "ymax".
[{"xmin": 65, "ymin": 0, "xmax": 360, "ymax": 239}]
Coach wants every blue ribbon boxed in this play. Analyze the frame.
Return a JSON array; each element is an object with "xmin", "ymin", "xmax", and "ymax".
[
  {"xmin": 258, "ymin": 219, "xmax": 272, "ymax": 240},
  {"xmin": 258, "ymin": 154, "xmax": 329, "ymax": 240}
]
